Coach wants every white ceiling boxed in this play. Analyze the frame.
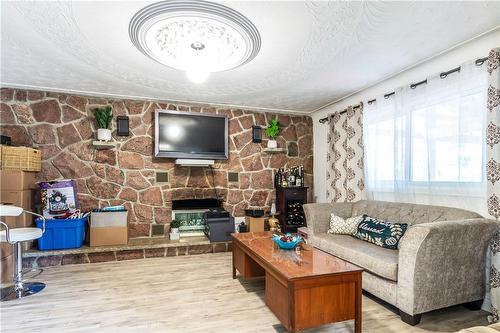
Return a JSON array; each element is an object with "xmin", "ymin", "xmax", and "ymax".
[{"xmin": 1, "ymin": 1, "xmax": 499, "ymax": 113}]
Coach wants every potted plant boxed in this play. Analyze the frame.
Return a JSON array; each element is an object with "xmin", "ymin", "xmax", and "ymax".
[
  {"xmin": 170, "ymin": 219, "xmax": 181, "ymax": 240},
  {"xmin": 265, "ymin": 118, "xmax": 280, "ymax": 148},
  {"xmin": 93, "ymin": 106, "xmax": 113, "ymax": 141}
]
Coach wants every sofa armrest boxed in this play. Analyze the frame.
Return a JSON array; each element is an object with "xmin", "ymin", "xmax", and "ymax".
[
  {"xmin": 303, "ymin": 202, "xmax": 353, "ymax": 235},
  {"xmin": 397, "ymin": 218, "xmax": 499, "ymax": 315}
]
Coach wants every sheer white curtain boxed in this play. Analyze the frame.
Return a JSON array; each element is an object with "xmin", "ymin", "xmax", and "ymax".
[{"xmin": 364, "ymin": 59, "xmax": 488, "ymax": 215}]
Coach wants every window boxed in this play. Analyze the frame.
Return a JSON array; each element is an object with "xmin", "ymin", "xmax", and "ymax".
[{"xmin": 363, "ymin": 60, "xmax": 488, "ymax": 213}]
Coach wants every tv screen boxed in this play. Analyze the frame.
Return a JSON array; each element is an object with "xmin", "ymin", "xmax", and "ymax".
[{"xmin": 154, "ymin": 110, "xmax": 228, "ymax": 159}]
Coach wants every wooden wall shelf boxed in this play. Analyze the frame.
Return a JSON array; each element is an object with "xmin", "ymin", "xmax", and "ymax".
[
  {"xmin": 92, "ymin": 141, "xmax": 116, "ymax": 150},
  {"xmin": 262, "ymin": 148, "xmax": 286, "ymax": 154}
]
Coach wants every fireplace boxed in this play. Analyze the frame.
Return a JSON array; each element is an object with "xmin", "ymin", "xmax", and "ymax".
[{"xmin": 171, "ymin": 198, "xmax": 222, "ymax": 238}]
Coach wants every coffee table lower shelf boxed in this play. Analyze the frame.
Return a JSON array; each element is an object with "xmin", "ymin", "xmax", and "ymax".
[{"xmin": 232, "ymin": 238, "xmax": 362, "ymax": 333}]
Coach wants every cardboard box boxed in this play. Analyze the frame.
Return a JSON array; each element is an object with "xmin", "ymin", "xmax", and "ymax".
[
  {"xmin": 90, "ymin": 227, "xmax": 128, "ymax": 247},
  {"xmin": 0, "ymin": 190, "xmax": 34, "ymax": 228},
  {"xmin": 245, "ymin": 216, "xmax": 266, "ymax": 233},
  {"xmin": 0, "ymin": 216, "xmax": 16, "ymax": 260},
  {"xmin": 0, "ymin": 170, "xmax": 36, "ymax": 191},
  {"xmin": 90, "ymin": 211, "xmax": 128, "ymax": 247},
  {"xmin": 1, "ymin": 254, "xmax": 14, "ymax": 284}
]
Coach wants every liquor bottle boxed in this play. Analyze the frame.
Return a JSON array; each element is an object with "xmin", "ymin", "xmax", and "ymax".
[
  {"xmin": 282, "ymin": 168, "xmax": 288, "ymax": 187},
  {"xmin": 274, "ymin": 169, "xmax": 280, "ymax": 188},
  {"xmin": 289, "ymin": 167, "xmax": 295, "ymax": 187},
  {"xmin": 296, "ymin": 165, "xmax": 302, "ymax": 187}
]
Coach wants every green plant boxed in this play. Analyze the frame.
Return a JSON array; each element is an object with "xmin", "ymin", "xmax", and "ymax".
[
  {"xmin": 93, "ymin": 106, "xmax": 113, "ymax": 129},
  {"xmin": 265, "ymin": 118, "xmax": 280, "ymax": 139},
  {"xmin": 170, "ymin": 219, "xmax": 181, "ymax": 229}
]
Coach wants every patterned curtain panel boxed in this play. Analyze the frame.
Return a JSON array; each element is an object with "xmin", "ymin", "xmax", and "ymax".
[
  {"xmin": 326, "ymin": 104, "xmax": 367, "ymax": 202},
  {"xmin": 487, "ymin": 47, "xmax": 500, "ymax": 323},
  {"xmin": 487, "ymin": 47, "xmax": 500, "ymax": 220}
]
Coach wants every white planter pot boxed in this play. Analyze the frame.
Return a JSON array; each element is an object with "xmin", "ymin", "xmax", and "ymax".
[
  {"xmin": 171, "ymin": 228, "xmax": 179, "ymax": 234},
  {"xmin": 267, "ymin": 139, "xmax": 277, "ymax": 149},
  {"xmin": 170, "ymin": 232, "xmax": 180, "ymax": 241},
  {"xmin": 97, "ymin": 128, "xmax": 112, "ymax": 141}
]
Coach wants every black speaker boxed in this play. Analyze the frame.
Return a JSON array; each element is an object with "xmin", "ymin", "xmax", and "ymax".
[
  {"xmin": 116, "ymin": 116, "xmax": 129, "ymax": 136},
  {"xmin": 252, "ymin": 125, "xmax": 262, "ymax": 143}
]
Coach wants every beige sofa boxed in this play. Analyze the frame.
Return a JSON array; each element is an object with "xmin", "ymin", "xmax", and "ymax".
[{"xmin": 303, "ymin": 200, "xmax": 498, "ymax": 325}]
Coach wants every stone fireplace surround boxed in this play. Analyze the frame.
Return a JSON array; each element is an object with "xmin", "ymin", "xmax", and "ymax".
[{"xmin": 0, "ymin": 87, "xmax": 314, "ymax": 239}]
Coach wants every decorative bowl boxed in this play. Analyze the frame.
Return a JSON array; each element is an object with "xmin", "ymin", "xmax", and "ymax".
[{"xmin": 272, "ymin": 234, "xmax": 304, "ymax": 250}]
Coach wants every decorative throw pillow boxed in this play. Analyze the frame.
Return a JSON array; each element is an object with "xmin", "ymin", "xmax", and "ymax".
[
  {"xmin": 353, "ymin": 215, "xmax": 408, "ymax": 250},
  {"xmin": 328, "ymin": 214, "xmax": 363, "ymax": 235}
]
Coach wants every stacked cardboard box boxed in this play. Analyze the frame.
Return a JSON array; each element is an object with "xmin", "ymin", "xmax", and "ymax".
[
  {"xmin": 245, "ymin": 216, "xmax": 266, "ymax": 233},
  {"xmin": 0, "ymin": 170, "xmax": 37, "ymax": 284}
]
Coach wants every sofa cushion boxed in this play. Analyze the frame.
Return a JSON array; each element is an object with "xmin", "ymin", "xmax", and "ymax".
[
  {"xmin": 328, "ymin": 214, "xmax": 363, "ymax": 235},
  {"xmin": 353, "ymin": 215, "xmax": 408, "ymax": 249},
  {"xmin": 313, "ymin": 233, "xmax": 399, "ymax": 281}
]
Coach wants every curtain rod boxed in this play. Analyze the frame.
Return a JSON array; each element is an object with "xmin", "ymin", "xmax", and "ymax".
[
  {"xmin": 318, "ymin": 104, "xmax": 361, "ymax": 123},
  {"xmin": 318, "ymin": 56, "xmax": 488, "ymax": 124}
]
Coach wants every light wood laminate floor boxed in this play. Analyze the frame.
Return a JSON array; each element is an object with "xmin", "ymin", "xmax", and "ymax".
[{"xmin": 0, "ymin": 253, "xmax": 489, "ymax": 333}]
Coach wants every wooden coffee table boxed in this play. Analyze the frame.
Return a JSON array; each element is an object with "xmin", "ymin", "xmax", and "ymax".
[{"xmin": 232, "ymin": 232, "xmax": 362, "ymax": 333}]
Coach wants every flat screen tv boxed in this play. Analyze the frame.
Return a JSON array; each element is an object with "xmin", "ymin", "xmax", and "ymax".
[{"xmin": 154, "ymin": 110, "xmax": 228, "ymax": 159}]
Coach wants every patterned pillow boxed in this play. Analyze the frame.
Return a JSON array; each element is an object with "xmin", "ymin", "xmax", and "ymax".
[
  {"xmin": 353, "ymin": 215, "xmax": 408, "ymax": 250},
  {"xmin": 328, "ymin": 214, "xmax": 363, "ymax": 235}
]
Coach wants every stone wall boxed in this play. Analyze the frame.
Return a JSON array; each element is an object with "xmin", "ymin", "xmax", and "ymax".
[{"xmin": 0, "ymin": 88, "xmax": 313, "ymax": 238}]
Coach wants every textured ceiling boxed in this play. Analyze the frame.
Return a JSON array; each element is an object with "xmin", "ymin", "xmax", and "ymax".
[{"xmin": 1, "ymin": 1, "xmax": 499, "ymax": 113}]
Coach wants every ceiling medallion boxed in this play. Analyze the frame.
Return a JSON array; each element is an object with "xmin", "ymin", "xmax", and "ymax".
[{"xmin": 129, "ymin": 0, "xmax": 261, "ymax": 83}]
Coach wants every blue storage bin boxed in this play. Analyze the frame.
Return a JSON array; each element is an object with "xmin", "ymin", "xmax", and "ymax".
[{"xmin": 35, "ymin": 217, "xmax": 87, "ymax": 250}]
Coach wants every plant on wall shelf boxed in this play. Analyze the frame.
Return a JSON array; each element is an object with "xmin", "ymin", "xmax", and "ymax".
[
  {"xmin": 265, "ymin": 118, "xmax": 280, "ymax": 148},
  {"xmin": 93, "ymin": 106, "xmax": 113, "ymax": 142}
]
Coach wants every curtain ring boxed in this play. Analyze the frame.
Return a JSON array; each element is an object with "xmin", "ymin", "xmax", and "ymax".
[
  {"xmin": 440, "ymin": 73, "xmax": 447, "ymax": 79},
  {"xmin": 410, "ymin": 83, "xmax": 417, "ymax": 89}
]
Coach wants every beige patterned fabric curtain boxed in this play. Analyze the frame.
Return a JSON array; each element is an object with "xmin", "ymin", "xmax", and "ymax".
[
  {"xmin": 488, "ymin": 47, "xmax": 500, "ymax": 323},
  {"xmin": 326, "ymin": 104, "xmax": 367, "ymax": 202},
  {"xmin": 487, "ymin": 47, "xmax": 500, "ymax": 220}
]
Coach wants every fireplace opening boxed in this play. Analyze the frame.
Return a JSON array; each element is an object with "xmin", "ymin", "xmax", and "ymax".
[{"xmin": 172, "ymin": 198, "xmax": 223, "ymax": 238}]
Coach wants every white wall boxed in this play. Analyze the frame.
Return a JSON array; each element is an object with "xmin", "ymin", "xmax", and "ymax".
[{"xmin": 311, "ymin": 29, "xmax": 500, "ymax": 203}]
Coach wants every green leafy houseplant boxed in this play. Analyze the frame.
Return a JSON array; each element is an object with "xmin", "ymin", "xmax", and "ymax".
[
  {"xmin": 93, "ymin": 106, "xmax": 113, "ymax": 129},
  {"xmin": 265, "ymin": 118, "xmax": 280, "ymax": 139},
  {"xmin": 93, "ymin": 106, "xmax": 113, "ymax": 141},
  {"xmin": 170, "ymin": 220, "xmax": 181, "ymax": 229},
  {"xmin": 170, "ymin": 219, "xmax": 181, "ymax": 240},
  {"xmin": 265, "ymin": 118, "xmax": 280, "ymax": 148}
]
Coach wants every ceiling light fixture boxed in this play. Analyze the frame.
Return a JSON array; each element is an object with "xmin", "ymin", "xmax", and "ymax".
[{"xmin": 129, "ymin": 0, "xmax": 261, "ymax": 84}]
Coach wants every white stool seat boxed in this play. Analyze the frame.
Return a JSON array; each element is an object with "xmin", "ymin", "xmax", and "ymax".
[{"xmin": 0, "ymin": 228, "xmax": 42, "ymax": 243}]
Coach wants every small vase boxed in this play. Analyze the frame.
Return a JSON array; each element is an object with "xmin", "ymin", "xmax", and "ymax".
[
  {"xmin": 97, "ymin": 128, "xmax": 112, "ymax": 141},
  {"xmin": 267, "ymin": 140, "xmax": 277, "ymax": 149},
  {"xmin": 270, "ymin": 203, "xmax": 276, "ymax": 215}
]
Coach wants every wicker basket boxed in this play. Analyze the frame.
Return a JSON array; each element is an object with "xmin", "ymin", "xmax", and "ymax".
[{"xmin": 0, "ymin": 145, "xmax": 41, "ymax": 171}]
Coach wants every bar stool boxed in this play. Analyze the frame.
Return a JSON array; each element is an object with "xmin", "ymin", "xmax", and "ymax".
[{"xmin": 0, "ymin": 204, "xmax": 46, "ymax": 301}]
